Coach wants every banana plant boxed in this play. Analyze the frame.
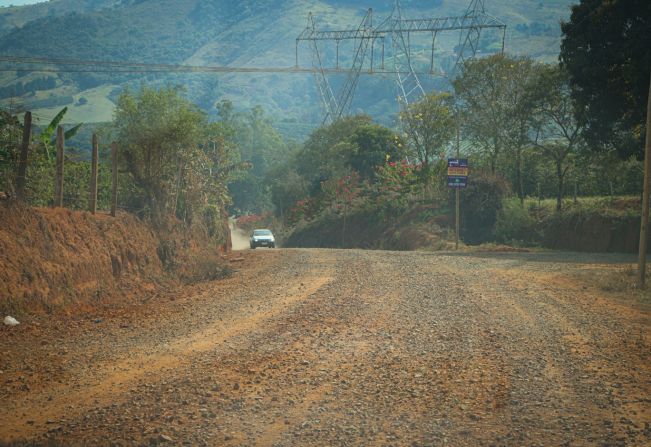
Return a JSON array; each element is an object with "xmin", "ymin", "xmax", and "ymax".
[{"xmin": 38, "ymin": 107, "xmax": 83, "ymax": 158}]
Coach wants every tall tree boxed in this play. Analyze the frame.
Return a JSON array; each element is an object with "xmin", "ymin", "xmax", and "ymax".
[
  {"xmin": 347, "ymin": 124, "xmax": 405, "ymax": 180},
  {"xmin": 399, "ymin": 91, "xmax": 455, "ymax": 171},
  {"xmin": 454, "ymin": 54, "xmax": 540, "ymax": 203},
  {"xmin": 113, "ymin": 86, "xmax": 205, "ymax": 224},
  {"xmin": 560, "ymin": 0, "xmax": 651, "ymax": 158},
  {"xmin": 296, "ymin": 115, "xmax": 373, "ymax": 193},
  {"xmin": 218, "ymin": 102, "xmax": 289, "ymax": 214},
  {"xmin": 531, "ymin": 65, "xmax": 585, "ymax": 211},
  {"xmin": 267, "ymin": 166, "xmax": 308, "ymax": 220}
]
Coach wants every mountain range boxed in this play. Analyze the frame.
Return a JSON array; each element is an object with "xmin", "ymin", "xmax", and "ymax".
[{"xmin": 0, "ymin": 0, "xmax": 576, "ymax": 140}]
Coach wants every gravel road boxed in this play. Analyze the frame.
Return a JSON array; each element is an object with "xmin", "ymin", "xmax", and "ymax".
[{"xmin": 1, "ymin": 249, "xmax": 649, "ymax": 446}]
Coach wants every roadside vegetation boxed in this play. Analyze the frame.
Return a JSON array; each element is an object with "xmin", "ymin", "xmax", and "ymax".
[
  {"xmin": 264, "ymin": 51, "xmax": 645, "ymax": 251},
  {"xmin": 268, "ymin": 0, "xmax": 649, "ymax": 252}
]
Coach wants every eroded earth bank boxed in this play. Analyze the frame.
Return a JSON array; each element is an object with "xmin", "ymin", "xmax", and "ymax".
[{"xmin": 1, "ymin": 249, "xmax": 650, "ymax": 446}]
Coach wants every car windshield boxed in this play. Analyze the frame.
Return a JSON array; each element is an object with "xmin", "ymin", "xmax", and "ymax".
[{"xmin": 253, "ymin": 230, "xmax": 272, "ymax": 236}]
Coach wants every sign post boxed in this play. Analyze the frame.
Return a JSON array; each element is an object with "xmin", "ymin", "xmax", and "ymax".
[{"xmin": 448, "ymin": 158, "xmax": 468, "ymax": 249}]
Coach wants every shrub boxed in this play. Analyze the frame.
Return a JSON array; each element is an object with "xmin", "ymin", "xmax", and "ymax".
[
  {"xmin": 493, "ymin": 198, "xmax": 540, "ymax": 245},
  {"xmin": 460, "ymin": 172, "xmax": 510, "ymax": 245}
]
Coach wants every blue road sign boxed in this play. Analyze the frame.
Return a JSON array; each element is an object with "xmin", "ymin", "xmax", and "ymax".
[{"xmin": 448, "ymin": 158, "xmax": 468, "ymax": 189}]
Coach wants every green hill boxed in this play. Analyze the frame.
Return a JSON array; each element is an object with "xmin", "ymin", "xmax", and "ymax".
[
  {"xmin": 0, "ymin": 0, "xmax": 123, "ymax": 33},
  {"xmin": 0, "ymin": 0, "xmax": 576, "ymax": 140}
]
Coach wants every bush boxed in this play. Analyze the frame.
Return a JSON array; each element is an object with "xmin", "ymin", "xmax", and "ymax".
[
  {"xmin": 460, "ymin": 173, "xmax": 510, "ymax": 245},
  {"xmin": 493, "ymin": 198, "xmax": 540, "ymax": 245}
]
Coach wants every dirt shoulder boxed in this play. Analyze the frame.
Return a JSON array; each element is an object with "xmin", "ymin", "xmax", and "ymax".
[
  {"xmin": 0, "ymin": 203, "xmax": 230, "ymax": 318},
  {"xmin": 1, "ymin": 249, "xmax": 649, "ymax": 446}
]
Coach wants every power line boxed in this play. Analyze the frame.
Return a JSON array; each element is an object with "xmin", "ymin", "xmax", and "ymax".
[{"xmin": 0, "ymin": 55, "xmax": 430, "ymax": 76}]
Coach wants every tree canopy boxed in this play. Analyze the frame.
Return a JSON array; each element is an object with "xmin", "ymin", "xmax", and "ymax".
[
  {"xmin": 454, "ymin": 54, "xmax": 540, "ymax": 201},
  {"xmin": 530, "ymin": 64, "xmax": 585, "ymax": 211},
  {"xmin": 560, "ymin": 0, "xmax": 651, "ymax": 158},
  {"xmin": 399, "ymin": 91, "xmax": 455, "ymax": 170},
  {"xmin": 296, "ymin": 115, "xmax": 373, "ymax": 193},
  {"xmin": 113, "ymin": 86, "xmax": 207, "ymax": 223}
]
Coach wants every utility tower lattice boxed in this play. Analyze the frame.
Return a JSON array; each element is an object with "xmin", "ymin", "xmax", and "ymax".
[
  {"xmin": 297, "ymin": 9, "xmax": 376, "ymax": 124},
  {"xmin": 296, "ymin": 0, "xmax": 506, "ymax": 124}
]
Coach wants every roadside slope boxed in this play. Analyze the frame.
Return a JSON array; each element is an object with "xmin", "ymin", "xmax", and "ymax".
[
  {"xmin": 0, "ymin": 203, "xmax": 227, "ymax": 317},
  {"xmin": 0, "ymin": 203, "xmax": 164, "ymax": 316}
]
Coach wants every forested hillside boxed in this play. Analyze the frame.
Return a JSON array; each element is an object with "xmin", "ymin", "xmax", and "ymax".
[{"xmin": 0, "ymin": 0, "xmax": 575, "ymax": 136}]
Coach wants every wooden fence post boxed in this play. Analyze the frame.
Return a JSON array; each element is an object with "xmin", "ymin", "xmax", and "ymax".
[
  {"xmin": 15, "ymin": 111, "xmax": 31, "ymax": 200},
  {"xmin": 111, "ymin": 142, "xmax": 118, "ymax": 217},
  {"xmin": 89, "ymin": 134, "xmax": 99, "ymax": 214},
  {"xmin": 53, "ymin": 126, "xmax": 64, "ymax": 207}
]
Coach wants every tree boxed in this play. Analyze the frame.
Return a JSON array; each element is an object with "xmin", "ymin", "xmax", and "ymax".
[
  {"xmin": 560, "ymin": 0, "xmax": 651, "ymax": 158},
  {"xmin": 399, "ymin": 91, "xmax": 455, "ymax": 171},
  {"xmin": 454, "ymin": 54, "xmax": 540, "ymax": 203},
  {"xmin": 267, "ymin": 166, "xmax": 308, "ymax": 220},
  {"xmin": 460, "ymin": 172, "xmax": 510, "ymax": 245},
  {"xmin": 179, "ymin": 126, "xmax": 245, "ymax": 230},
  {"xmin": 531, "ymin": 65, "xmax": 585, "ymax": 211},
  {"xmin": 296, "ymin": 115, "xmax": 373, "ymax": 192},
  {"xmin": 113, "ymin": 86, "xmax": 205, "ymax": 224},
  {"xmin": 561, "ymin": 0, "xmax": 651, "ymax": 286},
  {"xmin": 347, "ymin": 124, "xmax": 405, "ymax": 180},
  {"xmin": 216, "ymin": 101, "xmax": 290, "ymax": 214},
  {"xmin": 38, "ymin": 107, "xmax": 82, "ymax": 157}
]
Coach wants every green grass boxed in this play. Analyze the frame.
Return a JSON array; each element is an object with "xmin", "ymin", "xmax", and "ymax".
[
  {"xmin": 29, "ymin": 84, "xmax": 117, "ymax": 124},
  {"xmin": 520, "ymin": 195, "xmax": 642, "ymax": 218}
]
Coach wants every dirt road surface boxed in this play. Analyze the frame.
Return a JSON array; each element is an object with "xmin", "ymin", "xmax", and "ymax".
[{"xmin": 1, "ymin": 249, "xmax": 650, "ymax": 446}]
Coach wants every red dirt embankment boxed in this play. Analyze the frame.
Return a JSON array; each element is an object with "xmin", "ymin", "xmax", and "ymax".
[{"xmin": 0, "ymin": 203, "xmax": 227, "ymax": 317}]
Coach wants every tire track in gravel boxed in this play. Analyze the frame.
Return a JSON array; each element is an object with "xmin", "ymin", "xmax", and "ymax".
[
  {"xmin": 2, "ymin": 249, "xmax": 650, "ymax": 446},
  {"xmin": 440, "ymin": 255, "xmax": 651, "ymax": 446},
  {"xmin": 33, "ymin": 250, "xmax": 406, "ymax": 446},
  {"xmin": 115, "ymin": 249, "xmax": 647, "ymax": 447},
  {"xmin": 0, "ymin": 251, "xmax": 334, "ymax": 442}
]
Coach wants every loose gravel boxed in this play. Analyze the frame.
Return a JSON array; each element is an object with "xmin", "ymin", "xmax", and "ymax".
[{"xmin": 0, "ymin": 248, "xmax": 649, "ymax": 446}]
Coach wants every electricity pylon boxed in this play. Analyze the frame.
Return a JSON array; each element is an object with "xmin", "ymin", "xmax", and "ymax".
[
  {"xmin": 296, "ymin": 9, "xmax": 375, "ymax": 124},
  {"xmin": 296, "ymin": 0, "xmax": 506, "ymax": 123}
]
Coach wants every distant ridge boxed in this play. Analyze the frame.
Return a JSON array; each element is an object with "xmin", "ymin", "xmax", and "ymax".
[{"xmin": 0, "ymin": 0, "xmax": 575, "ymax": 138}]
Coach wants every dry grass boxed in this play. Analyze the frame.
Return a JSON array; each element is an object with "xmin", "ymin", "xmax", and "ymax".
[
  {"xmin": 178, "ymin": 255, "xmax": 232, "ymax": 284},
  {"xmin": 0, "ymin": 203, "xmax": 230, "ymax": 317},
  {"xmin": 469, "ymin": 243, "xmax": 533, "ymax": 253},
  {"xmin": 572, "ymin": 264, "xmax": 651, "ymax": 308}
]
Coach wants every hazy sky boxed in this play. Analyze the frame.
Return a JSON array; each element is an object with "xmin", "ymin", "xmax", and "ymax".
[{"xmin": 0, "ymin": 0, "xmax": 46, "ymax": 6}]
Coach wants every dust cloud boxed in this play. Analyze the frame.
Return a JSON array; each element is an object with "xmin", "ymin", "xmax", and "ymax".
[{"xmin": 230, "ymin": 219, "xmax": 250, "ymax": 251}]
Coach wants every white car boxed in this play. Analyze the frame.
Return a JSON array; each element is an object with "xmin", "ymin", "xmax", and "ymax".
[{"xmin": 250, "ymin": 229, "xmax": 276, "ymax": 249}]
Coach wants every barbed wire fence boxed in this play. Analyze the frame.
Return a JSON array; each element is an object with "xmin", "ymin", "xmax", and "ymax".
[{"xmin": 7, "ymin": 111, "xmax": 124, "ymax": 216}]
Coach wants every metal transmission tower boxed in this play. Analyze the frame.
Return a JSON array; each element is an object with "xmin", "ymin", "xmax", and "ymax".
[
  {"xmin": 296, "ymin": 0, "xmax": 506, "ymax": 123},
  {"xmin": 296, "ymin": 9, "xmax": 375, "ymax": 124},
  {"xmin": 385, "ymin": 0, "xmax": 425, "ymax": 110},
  {"xmin": 453, "ymin": 0, "xmax": 506, "ymax": 70}
]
